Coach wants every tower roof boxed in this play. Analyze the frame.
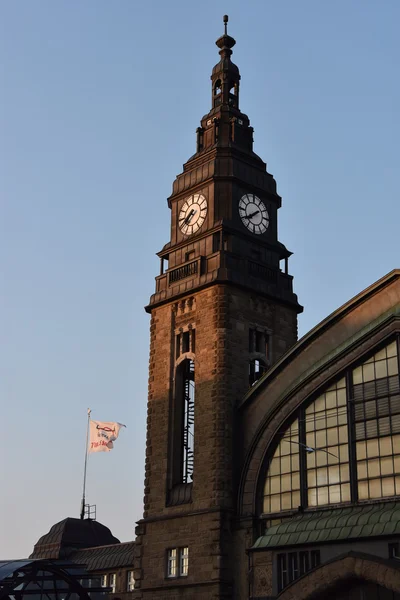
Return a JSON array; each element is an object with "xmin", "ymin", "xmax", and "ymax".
[
  {"xmin": 30, "ymin": 517, "xmax": 120, "ymax": 560},
  {"xmin": 212, "ymin": 15, "xmax": 240, "ymax": 80}
]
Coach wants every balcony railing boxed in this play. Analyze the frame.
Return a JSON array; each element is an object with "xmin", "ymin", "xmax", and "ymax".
[
  {"xmin": 248, "ymin": 260, "xmax": 278, "ymax": 283},
  {"xmin": 168, "ymin": 260, "xmax": 198, "ymax": 285}
]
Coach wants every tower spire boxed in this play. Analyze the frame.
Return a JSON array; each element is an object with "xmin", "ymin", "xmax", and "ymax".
[
  {"xmin": 211, "ymin": 15, "xmax": 240, "ymax": 110},
  {"xmin": 223, "ymin": 14, "xmax": 228, "ymax": 35}
]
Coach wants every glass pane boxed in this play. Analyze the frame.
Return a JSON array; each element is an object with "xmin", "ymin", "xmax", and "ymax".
[
  {"xmin": 338, "ymin": 425, "xmax": 348, "ymax": 444},
  {"xmin": 369, "ymin": 478, "xmax": 382, "ymax": 498},
  {"xmin": 375, "ymin": 360, "xmax": 388, "ymax": 379},
  {"xmin": 307, "ymin": 451, "xmax": 316, "ymax": 467},
  {"xmin": 388, "ymin": 357, "xmax": 399, "ymax": 376},
  {"xmin": 314, "ymin": 395, "xmax": 325, "ymax": 413},
  {"xmin": 380, "ymin": 456, "xmax": 394, "ymax": 476},
  {"xmin": 394, "ymin": 455, "xmax": 400, "ymax": 474},
  {"xmin": 325, "ymin": 391, "xmax": 337, "ymax": 409},
  {"xmin": 358, "ymin": 480, "xmax": 369, "ymax": 500},
  {"xmin": 337, "ymin": 387, "xmax": 347, "ymax": 405},
  {"xmin": 292, "ymin": 491, "xmax": 301, "ymax": 508},
  {"xmin": 341, "ymin": 482, "xmax": 351, "ymax": 502},
  {"xmin": 356, "ymin": 441, "xmax": 366, "ymax": 460},
  {"xmin": 382, "ymin": 477, "xmax": 395, "ymax": 497},
  {"xmin": 387, "ymin": 341, "xmax": 397, "ymax": 358},
  {"xmin": 263, "ymin": 496, "xmax": 271, "ymax": 513},
  {"xmin": 315, "ymin": 430, "xmax": 326, "ymax": 448},
  {"xmin": 292, "ymin": 472, "xmax": 300, "ymax": 490},
  {"xmin": 366, "ymin": 439, "xmax": 379, "ymax": 458},
  {"xmin": 270, "ymin": 476, "xmax": 281, "ymax": 494},
  {"xmin": 357, "ymin": 461, "xmax": 368, "ymax": 479},
  {"xmin": 307, "ymin": 469, "xmax": 316, "ymax": 487},
  {"xmin": 368, "ymin": 458, "xmax": 380, "ymax": 478},
  {"xmin": 353, "ymin": 366, "xmax": 363, "ymax": 385},
  {"xmin": 308, "ymin": 488, "xmax": 317, "ymax": 506},
  {"xmin": 280, "ymin": 456, "xmax": 291, "ymax": 473},
  {"xmin": 281, "ymin": 473, "xmax": 291, "ymax": 492},
  {"xmin": 270, "ymin": 495, "xmax": 280, "ymax": 512},
  {"xmin": 316, "ymin": 450, "xmax": 328, "ymax": 467},
  {"xmin": 328, "ymin": 465, "xmax": 340, "ymax": 484},
  {"xmin": 339, "ymin": 444, "xmax": 349, "ymax": 462},
  {"xmin": 281, "ymin": 492, "xmax": 292, "ymax": 510},
  {"xmin": 374, "ymin": 347, "xmax": 387, "ymax": 361},
  {"xmin": 317, "ymin": 486, "xmax": 329, "ymax": 505},
  {"xmin": 291, "ymin": 454, "xmax": 300, "ymax": 471},
  {"xmin": 379, "ymin": 436, "xmax": 393, "ymax": 456},
  {"xmin": 340, "ymin": 464, "xmax": 350, "ymax": 481},
  {"xmin": 316, "ymin": 467, "xmax": 328, "ymax": 486},
  {"xmin": 329, "ymin": 484, "xmax": 341, "ymax": 503},
  {"xmin": 269, "ymin": 458, "xmax": 280, "ymax": 476},
  {"xmin": 327, "ymin": 428, "xmax": 338, "ymax": 446},
  {"xmin": 363, "ymin": 363, "xmax": 375, "ymax": 382}
]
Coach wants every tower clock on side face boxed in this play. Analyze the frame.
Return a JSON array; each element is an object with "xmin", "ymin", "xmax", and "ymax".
[
  {"xmin": 179, "ymin": 194, "xmax": 208, "ymax": 236},
  {"xmin": 239, "ymin": 194, "xmax": 269, "ymax": 234}
]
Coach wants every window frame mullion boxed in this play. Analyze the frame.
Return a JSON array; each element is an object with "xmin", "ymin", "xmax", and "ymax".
[
  {"xmin": 346, "ymin": 369, "xmax": 358, "ymax": 503},
  {"xmin": 299, "ymin": 406, "xmax": 308, "ymax": 509}
]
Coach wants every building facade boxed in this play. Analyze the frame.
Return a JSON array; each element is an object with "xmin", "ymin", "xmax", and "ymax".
[
  {"xmin": 29, "ymin": 17, "xmax": 400, "ymax": 600},
  {"xmin": 132, "ymin": 17, "xmax": 400, "ymax": 600}
]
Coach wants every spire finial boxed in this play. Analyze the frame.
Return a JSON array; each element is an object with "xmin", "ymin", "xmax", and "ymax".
[{"xmin": 223, "ymin": 15, "xmax": 228, "ymax": 35}]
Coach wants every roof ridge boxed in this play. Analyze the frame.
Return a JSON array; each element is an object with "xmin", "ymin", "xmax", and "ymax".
[{"xmin": 73, "ymin": 540, "xmax": 135, "ymax": 552}]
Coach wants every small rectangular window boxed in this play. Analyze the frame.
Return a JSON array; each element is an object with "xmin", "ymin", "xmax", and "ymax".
[
  {"xmin": 101, "ymin": 575, "xmax": 107, "ymax": 588},
  {"xmin": 176, "ymin": 334, "xmax": 181, "ymax": 359},
  {"xmin": 389, "ymin": 543, "xmax": 399, "ymax": 559},
  {"xmin": 182, "ymin": 331, "xmax": 190, "ymax": 353},
  {"xmin": 167, "ymin": 547, "xmax": 188, "ymax": 578},
  {"xmin": 299, "ymin": 551, "xmax": 309, "ymax": 575},
  {"xmin": 167, "ymin": 548, "xmax": 177, "ymax": 577},
  {"xmin": 185, "ymin": 250, "xmax": 195, "ymax": 262},
  {"xmin": 109, "ymin": 573, "xmax": 116, "ymax": 593},
  {"xmin": 277, "ymin": 553, "xmax": 287, "ymax": 593},
  {"xmin": 127, "ymin": 570, "xmax": 135, "ymax": 591},
  {"xmin": 310, "ymin": 550, "xmax": 320, "ymax": 569},
  {"xmin": 288, "ymin": 552, "xmax": 298, "ymax": 583},
  {"xmin": 212, "ymin": 232, "xmax": 220, "ymax": 253},
  {"xmin": 179, "ymin": 547, "xmax": 189, "ymax": 576},
  {"xmin": 256, "ymin": 331, "xmax": 264, "ymax": 353}
]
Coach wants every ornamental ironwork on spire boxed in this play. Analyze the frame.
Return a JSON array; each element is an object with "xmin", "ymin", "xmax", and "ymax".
[{"xmin": 211, "ymin": 15, "xmax": 240, "ymax": 110}]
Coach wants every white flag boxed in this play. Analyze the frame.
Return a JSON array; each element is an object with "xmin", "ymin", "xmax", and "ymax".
[{"xmin": 89, "ymin": 420, "xmax": 126, "ymax": 453}]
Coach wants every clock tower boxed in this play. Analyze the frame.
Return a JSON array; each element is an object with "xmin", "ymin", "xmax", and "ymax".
[{"xmin": 134, "ymin": 17, "xmax": 302, "ymax": 598}]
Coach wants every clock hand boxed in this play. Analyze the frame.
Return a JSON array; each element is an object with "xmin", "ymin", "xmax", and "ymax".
[
  {"xmin": 244, "ymin": 210, "xmax": 259, "ymax": 220},
  {"xmin": 184, "ymin": 209, "xmax": 196, "ymax": 225}
]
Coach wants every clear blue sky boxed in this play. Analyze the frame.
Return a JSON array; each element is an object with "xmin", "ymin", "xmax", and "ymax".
[{"xmin": 1, "ymin": 0, "xmax": 399, "ymax": 558}]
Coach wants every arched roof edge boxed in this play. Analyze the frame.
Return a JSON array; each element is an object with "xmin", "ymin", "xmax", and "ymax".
[{"xmin": 240, "ymin": 269, "xmax": 400, "ymax": 409}]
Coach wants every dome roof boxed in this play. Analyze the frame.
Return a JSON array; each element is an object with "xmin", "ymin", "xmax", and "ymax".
[{"xmin": 30, "ymin": 517, "xmax": 120, "ymax": 560}]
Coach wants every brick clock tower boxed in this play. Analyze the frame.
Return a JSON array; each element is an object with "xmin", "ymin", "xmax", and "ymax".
[{"xmin": 134, "ymin": 17, "xmax": 302, "ymax": 599}]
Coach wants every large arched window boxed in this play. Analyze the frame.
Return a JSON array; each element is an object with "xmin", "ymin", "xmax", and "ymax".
[{"xmin": 262, "ymin": 339, "xmax": 400, "ymax": 514}]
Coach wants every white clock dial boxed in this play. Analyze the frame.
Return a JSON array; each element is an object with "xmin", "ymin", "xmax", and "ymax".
[
  {"xmin": 179, "ymin": 194, "xmax": 208, "ymax": 236},
  {"xmin": 239, "ymin": 194, "xmax": 269, "ymax": 234}
]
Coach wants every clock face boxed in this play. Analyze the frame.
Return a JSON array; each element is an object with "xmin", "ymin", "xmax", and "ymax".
[
  {"xmin": 239, "ymin": 194, "xmax": 269, "ymax": 234},
  {"xmin": 179, "ymin": 194, "xmax": 208, "ymax": 236}
]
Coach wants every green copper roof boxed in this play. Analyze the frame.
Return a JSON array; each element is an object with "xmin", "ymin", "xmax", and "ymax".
[{"xmin": 252, "ymin": 502, "xmax": 400, "ymax": 550}]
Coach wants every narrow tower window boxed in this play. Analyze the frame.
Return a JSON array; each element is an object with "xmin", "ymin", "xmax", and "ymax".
[
  {"xmin": 169, "ymin": 328, "xmax": 196, "ymax": 496},
  {"xmin": 181, "ymin": 359, "xmax": 195, "ymax": 483}
]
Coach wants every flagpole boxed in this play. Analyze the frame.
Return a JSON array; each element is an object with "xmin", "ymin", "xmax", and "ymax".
[{"xmin": 80, "ymin": 408, "xmax": 91, "ymax": 520}]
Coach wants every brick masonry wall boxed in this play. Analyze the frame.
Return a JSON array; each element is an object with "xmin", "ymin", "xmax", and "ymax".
[{"xmin": 136, "ymin": 283, "xmax": 299, "ymax": 597}]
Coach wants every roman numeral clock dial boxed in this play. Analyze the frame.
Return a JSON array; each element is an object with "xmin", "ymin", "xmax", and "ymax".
[
  {"xmin": 239, "ymin": 194, "xmax": 269, "ymax": 234},
  {"xmin": 178, "ymin": 194, "xmax": 208, "ymax": 236}
]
